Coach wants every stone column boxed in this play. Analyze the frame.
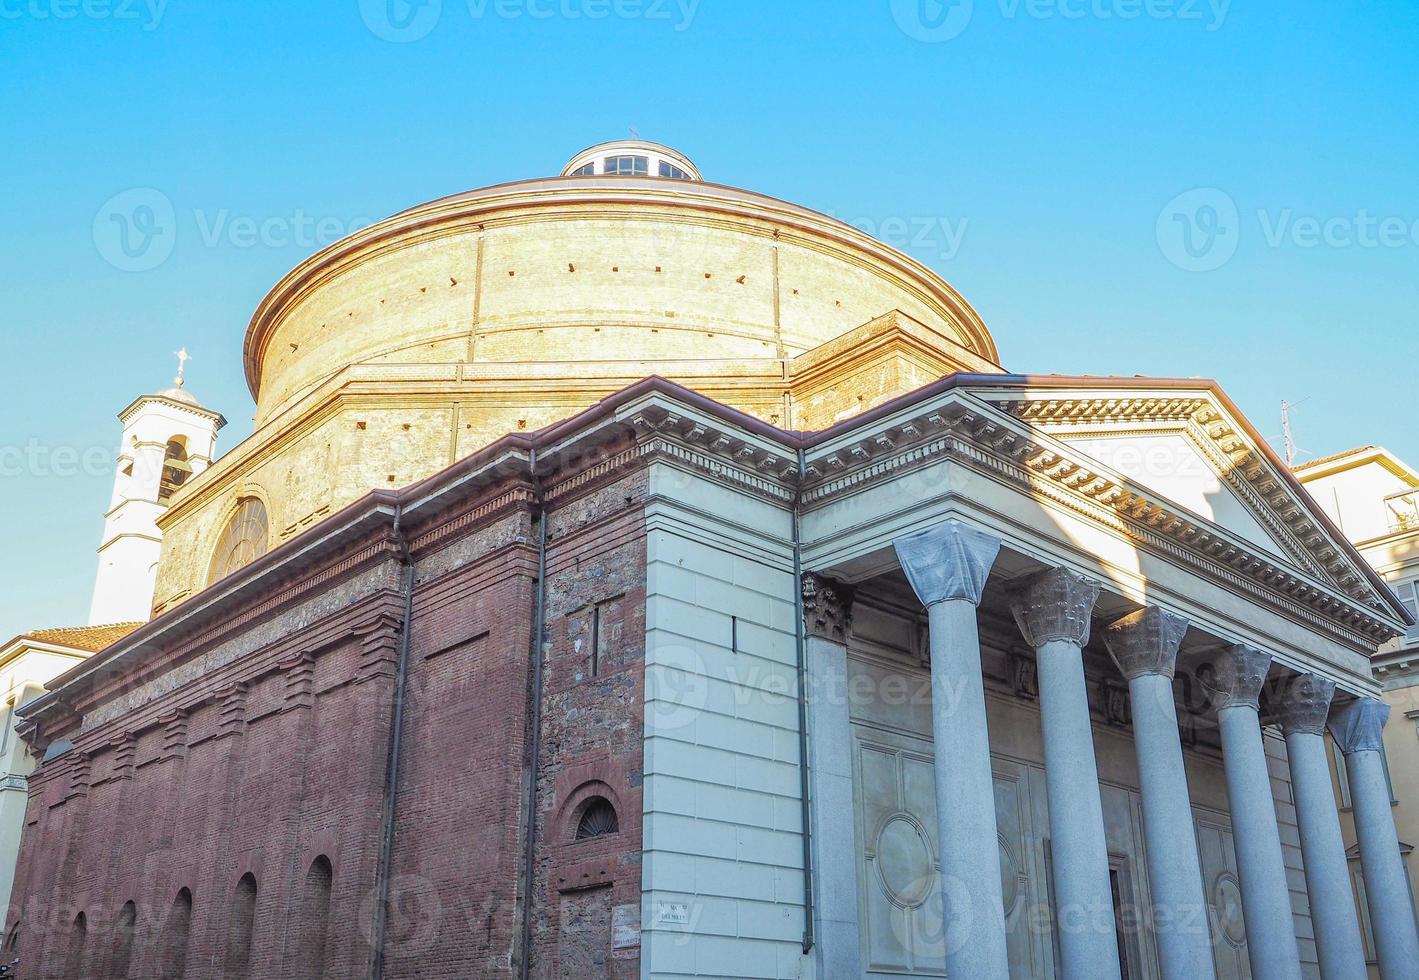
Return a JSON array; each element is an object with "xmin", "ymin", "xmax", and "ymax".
[
  {"xmin": 893, "ymin": 520, "xmax": 1009, "ymax": 980},
  {"xmin": 1102, "ymin": 608, "xmax": 1215, "ymax": 980},
  {"xmin": 802, "ymin": 573, "xmax": 863, "ymax": 978},
  {"xmin": 1273, "ymin": 674, "xmax": 1368, "ymax": 980},
  {"xmin": 1210, "ymin": 645, "xmax": 1303, "ymax": 980},
  {"xmin": 1010, "ymin": 567, "xmax": 1121, "ymax": 980},
  {"xmin": 1329, "ymin": 697, "xmax": 1419, "ymax": 980}
]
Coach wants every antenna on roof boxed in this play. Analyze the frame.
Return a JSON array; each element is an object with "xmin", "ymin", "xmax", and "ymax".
[{"xmin": 1281, "ymin": 399, "xmax": 1312, "ymax": 467}]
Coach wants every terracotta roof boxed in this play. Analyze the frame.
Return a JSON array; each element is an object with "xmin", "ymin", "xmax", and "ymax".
[
  {"xmin": 10, "ymin": 623, "xmax": 143, "ymax": 654},
  {"xmin": 1293, "ymin": 446, "xmax": 1379, "ymax": 473}
]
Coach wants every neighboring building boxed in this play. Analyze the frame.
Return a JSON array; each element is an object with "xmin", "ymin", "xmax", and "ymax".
[
  {"xmin": 7, "ymin": 143, "xmax": 1418, "ymax": 980},
  {"xmin": 1297, "ymin": 445, "xmax": 1419, "ymax": 973},
  {"xmin": 0, "ymin": 625, "xmax": 139, "ymax": 930}
]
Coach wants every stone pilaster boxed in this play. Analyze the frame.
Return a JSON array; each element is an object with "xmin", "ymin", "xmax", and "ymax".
[{"xmin": 802, "ymin": 573, "xmax": 854, "ymax": 643}]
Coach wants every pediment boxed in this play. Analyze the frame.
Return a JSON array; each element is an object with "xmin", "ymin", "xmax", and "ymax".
[{"xmin": 981, "ymin": 387, "xmax": 1382, "ymax": 606}]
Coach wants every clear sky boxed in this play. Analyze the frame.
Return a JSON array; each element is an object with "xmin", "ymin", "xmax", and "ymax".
[{"xmin": 2, "ymin": 0, "xmax": 1416, "ymax": 640}]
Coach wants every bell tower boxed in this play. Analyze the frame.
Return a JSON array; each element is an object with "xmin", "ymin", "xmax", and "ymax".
[{"xmin": 89, "ymin": 351, "xmax": 225, "ymax": 625}]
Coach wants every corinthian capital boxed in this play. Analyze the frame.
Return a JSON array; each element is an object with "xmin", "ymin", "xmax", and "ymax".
[
  {"xmin": 1103, "ymin": 606, "xmax": 1189, "ymax": 680},
  {"xmin": 1207, "ymin": 644, "xmax": 1273, "ymax": 711},
  {"xmin": 894, "ymin": 520, "xmax": 1001, "ymax": 608},
  {"xmin": 1272, "ymin": 672, "xmax": 1337, "ymax": 737},
  {"xmin": 1328, "ymin": 697, "xmax": 1390, "ymax": 755},
  {"xmin": 1008, "ymin": 567, "xmax": 1101, "ymax": 649},
  {"xmin": 802, "ymin": 573, "xmax": 855, "ymax": 642}
]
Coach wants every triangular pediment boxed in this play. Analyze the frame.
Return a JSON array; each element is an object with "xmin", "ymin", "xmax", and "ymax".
[
  {"xmin": 1056, "ymin": 432, "xmax": 1293, "ymax": 561},
  {"xmin": 972, "ymin": 384, "xmax": 1399, "ymax": 617}
]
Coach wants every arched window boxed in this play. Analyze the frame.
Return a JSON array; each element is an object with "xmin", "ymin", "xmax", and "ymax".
[
  {"xmin": 208, "ymin": 498, "xmax": 270, "ymax": 584},
  {"xmin": 5, "ymin": 919, "xmax": 18, "ymax": 953},
  {"xmin": 223, "ymin": 874, "xmax": 258, "ymax": 978},
  {"xmin": 159, "ymin": 438, "xmax": 193, "ymax": 500},
  {"xmin": 298, "ymin": 856, "xmax": 333, "ymax": 978},
  {"xmin": 575, "ymin": 798, "xmax": 619, "ymax": 840},
  {"xmin": 64, "ymin": 911, "xmax": 86, "ymax": 976},
  {"xmin": 110, "ymin": 901, "xmax": 136, "ymax": 977},
  {"xmin": 159, "ymin": 888, "xmax": 193, "ymax": 980}
]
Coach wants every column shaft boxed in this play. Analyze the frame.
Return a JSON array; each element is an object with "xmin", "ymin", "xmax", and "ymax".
[
  {"xmin": 1218, "ymin": 704, "xmax": 1303, "ymax": 980},
  {"xmin": 1037, "ymin": 638, "xmax": 1122, "ymax": 980},
  {"xmin": 928, "ymin": 598, "xmax": 1010, "ymax": 979},
  {"xmin": 1347, "ymin": 749, "xmax": 1419, "ymax": 979},
  {"xmin": 1275, "ymin": 674, "xmax": 1367, "ymax": 980},
  {"xmin": 1128, "ymin": 672, "xmax": 1215, "ymax": 980}
]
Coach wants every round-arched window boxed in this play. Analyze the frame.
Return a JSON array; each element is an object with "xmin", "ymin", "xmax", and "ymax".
[
  {"xmin": 208, "ymin": 498, "xmax": 270, "ymax": 584},
  {"xmin": 575, "ymin": 798, "xmax": 619, "ymax": 840}
]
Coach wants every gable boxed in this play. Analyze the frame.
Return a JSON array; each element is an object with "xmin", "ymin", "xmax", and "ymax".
[{"xmin": 1061, "ymin": 432, "xmax": 1292, "ymax": 561}]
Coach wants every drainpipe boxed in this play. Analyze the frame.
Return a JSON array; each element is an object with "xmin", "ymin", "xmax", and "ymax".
[
  {"xmin": 793, "ymin": 446, "xmax": 816, "ymax": 955},
  {"xmin": 517, "ymin": 452, "xmax": 550, "ymax": 980},
  {"xmin": 371, "ymin": 503, "xmax": 417, "ymax": 980}
]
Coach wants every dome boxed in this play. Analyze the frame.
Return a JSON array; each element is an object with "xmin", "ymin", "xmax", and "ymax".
[
  {"xmin": 153, "ymin": 143, "xmax": 1003, "ymax": 615},
  {"xmin": 156, "ymin": 385, "xmax": 202, "ymax": 407},
  {"xmin": 560, "ymin": 140, "xmax": 702, "ymax": 181}
]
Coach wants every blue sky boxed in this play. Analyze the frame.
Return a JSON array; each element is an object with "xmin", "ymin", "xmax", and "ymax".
[{"xmin": 2, "ymin": 0, "xmax": 1417, "ymax": 639}]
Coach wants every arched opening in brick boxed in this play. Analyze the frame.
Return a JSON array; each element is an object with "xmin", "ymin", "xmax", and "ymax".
[
  {"xmin": 574, "ymin": 797, "xmax": 620, "ymax": 841},
  {"xmin": 224, "ymin": 873, "xmax": 258, "ymax": 978},
  {"xmin": 110, "ymin": 901, "xmax": 137, "ymax": 977},
  {"xmin": 159, "ymin": 888, "xmax": 193, "ymax": 980},
  {"xmin": 64, "ymin": 911, "xmax": 86, "ymax": 977},
  {"xmin": 297, "ymin": 856, "xmax": 333, "ymax": 978}
]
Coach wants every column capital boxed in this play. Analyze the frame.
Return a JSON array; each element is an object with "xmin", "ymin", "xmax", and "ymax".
[
  {"xmin": 893, "ymin": 520, "xmax": 1001, "ymax": 608},
  {"xmin": 802, "ymin": 573, "xmax": 855, "ymax": 643},
  {"xmin": 1273, "ymin": 673, "xmax": 1337, "ymax": 737},
  {"xmin": 1208, "ymin": 644, "xmax": 1273, "ymax": 711},
  {"xmin": 1102, "ymin": 606, "xmax": 1189, "ymax": 680},
  {"xmin": 1328, "ymin": 697, "xmax": 1390, "ymax": 755},
  {"xmin": 1008, "ymin": 567, "xmax": 1100, "ymax": 649}
]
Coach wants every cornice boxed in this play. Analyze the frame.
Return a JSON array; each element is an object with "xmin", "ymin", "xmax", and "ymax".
[{"xmin": 800, "ymin": 395, "xmax": 1400, "ymax": 650}]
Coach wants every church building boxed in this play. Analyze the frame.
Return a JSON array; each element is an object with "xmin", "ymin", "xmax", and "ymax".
[{"xmin": 8, "ymin": 142, "xmax": 1418, "ymax": 979}]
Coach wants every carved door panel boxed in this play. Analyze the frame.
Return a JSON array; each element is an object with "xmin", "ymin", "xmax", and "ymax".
[
  {"xmin": 1195, "ymin": 817, "xmax": 1249, "ymax": 980},
  {"xmin": 855, "ymin": 727, "xmax": 1040, "ymax": 978}
]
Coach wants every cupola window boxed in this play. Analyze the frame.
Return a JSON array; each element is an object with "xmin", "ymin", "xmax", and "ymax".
[
  {"xmin": 603, "ymin": 155, "xmax": 649, "ymax": 176},
  {"xmin": 208, "ymin": 497, "xmax": 270, "ymax": 584},
  {"xmin": 658, "ymin": 161, "xmax": 690, "ymax": 180}
]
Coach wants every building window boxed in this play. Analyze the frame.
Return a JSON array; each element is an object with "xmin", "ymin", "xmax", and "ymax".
[
  {"xmin": 159, "ymin": 888, "xmax": 192, "ymax": 980},
  {"xmin": 1388, "ymin": 579, "xmax": 1419, "ymax": 643},
  {"xmin": 299, "ymin": 856, "xmax": 333, "ymax": 978},
  {"xmin": 110, "ymin": 902, "xmax": 136, "ymax": 977},
  {"xmin": 224, "ymin": 874, "xmax": 258, "ymax": 978},
  {"xmin": 209, "ymin": 497, "xmax": 270, "ymax": 585},
  {"xmin": 64, "ymin": 911, "xmax": 86, "ymax": 977},
  {"xmin": 603, "ymin": 155, "xmax": 649, "ymax": 176},
  {"xmin": 575, "ymin": 798, "xmax": 619, "ymax": 840},
  {"xmin": 570, "ymin": 163, "xmax": 596, "ymax": 176},
  {"xmin": 159, "ymin": 438, "xmax": 193, "ymax": 501},
  {"xmin": 658, "ymin": 161, "xmax": 690, "ymax": 180}
]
